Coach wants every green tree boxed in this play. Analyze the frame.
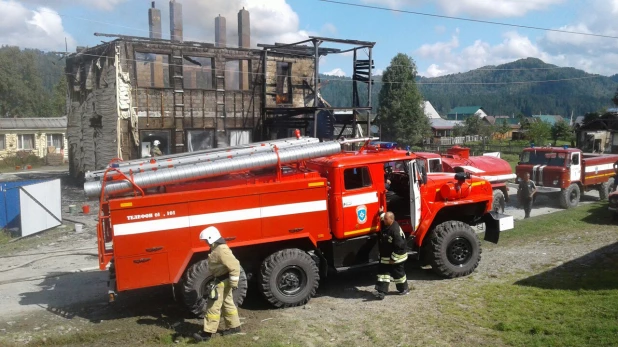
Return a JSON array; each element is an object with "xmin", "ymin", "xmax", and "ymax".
[
  {"xmin": 613, "ymin": 87, "xmax": 618, "ymax": 107},
  {"xmin": 526, "ymin": 120, "xmax": 552, "ymax": 145},
  {"xmin": 50, "ymin": 75, "xmax": 67, "ymax": 116},
  {"xmin": 551, "ymin": 119, "xmax": 573, "ymax": 142},
  {"xmin": 377, "ymin": 53, "xmax": 429, "ymax": 145},
  {"xmin": 460, "ymin": 115, "xmax": 494, "ymax": 139},
  {"xmin": 452, "ymin": 123, "xmax": 466, "ymax": 137}
]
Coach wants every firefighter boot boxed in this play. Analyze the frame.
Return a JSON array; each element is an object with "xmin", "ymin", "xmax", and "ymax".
[
  {"xmin": 193, "ymin": 331, "xmax": 214, "ymax": 342},
  {"xmin": 221, "ymin": 326, "xmax": 241, "ymax": 336},
  {"xmin": 397, "ymin": 281, "xmax": 410, "ymax": 295}
]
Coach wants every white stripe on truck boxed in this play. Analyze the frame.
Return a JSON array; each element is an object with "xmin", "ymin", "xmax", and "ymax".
[
  {"xmin": 113, "ymin": 200, "xmax": 327, "ymax": 236},
  {"xmin": 584, "ymin": 163, "xmax": 614, "ymax": 173}
]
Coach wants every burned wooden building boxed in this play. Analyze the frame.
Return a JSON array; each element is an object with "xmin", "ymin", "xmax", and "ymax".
[{"xmin": 66, "ymin": 1, "xmax": 375, "ymax": 177}]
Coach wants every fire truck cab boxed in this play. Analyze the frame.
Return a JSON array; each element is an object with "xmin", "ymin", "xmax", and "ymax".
[{"xmin": 97, "ymin": 140, "xmax": 513, "ymax": 314}]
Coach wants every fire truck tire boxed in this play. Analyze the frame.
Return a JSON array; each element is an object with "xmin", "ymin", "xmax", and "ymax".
[
  {"xmin": 428, "ymin": 221, "xmax": 481, "ymax": 278},
  {"xmin": 182, "ymin": 260, "xmax": 248, "ymax": 317},
  {"xmin": 559, "ymin": 184, "xmax": 580, "ymax": 209},
  {"xmin": 259, "ymin": 249, "xmax": 319, "ymax": 308},
  {"xmin": 599, "ymin": 178, "xmax": 614, "ymax": 200},
  {"xmin": 492, "ymin": 189, "xmax": 505, "ymax": 214}
]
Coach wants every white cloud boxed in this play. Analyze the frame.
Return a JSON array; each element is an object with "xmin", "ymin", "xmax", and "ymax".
[
  {"xmin": 415, "ymin": 23, "xmax": 618, "ymax": 77},
  {"xmin": 361, "ymin": 0, "xmax": 564, "ymax": 17},
  {"xmin": 373, "ymin": 68, "xmax": 384, "ymax": 76},
  {"xmin": 19, "ymin": 0, "xmax": 126, "ymax": 11},
  {"xmin": 425, "ymin": 64, "xmax": 446, "ymax": 77},
  {"xmin": 0, "ymin": 1, "xmax": 76, "ymax": 51},
  {"xmin": 180, "ymin": 0, "xmax": 312, "ymax": 47},
  {"xmin": 324, "ymin": 68, "xmax": 346, "ymax": 77}
]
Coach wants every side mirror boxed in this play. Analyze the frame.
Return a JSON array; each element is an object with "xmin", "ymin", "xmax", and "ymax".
[
  {"xmin": 421, "ymin": 166, "xmax": 428, "ymax": 185},
  {"xmin": 517, "ymin": 162, "xmax": 521, "ymax": 165}
]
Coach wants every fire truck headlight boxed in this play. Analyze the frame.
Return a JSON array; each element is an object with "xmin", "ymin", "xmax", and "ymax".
[{"xmin": 553, "ymin": 180, "xmax": 559, "ymax": 186}]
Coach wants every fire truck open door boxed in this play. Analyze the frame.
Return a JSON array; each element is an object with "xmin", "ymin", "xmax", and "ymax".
[{"xmin": 407, "ymin": 160, "xmax": 422, "ymax": 232}]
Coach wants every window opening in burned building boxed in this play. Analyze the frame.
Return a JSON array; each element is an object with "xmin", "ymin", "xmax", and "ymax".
[
  {"xmin": 183, "ymin": 56, "xmax": 214, "ymax": 89},
  {"xmin": 276, "ymin": 62, "xmax": 292, "ymax": 104},
  {"xmin": 225, "ymin": 59, "xmax": 250, "ymax": 91},
  {"xmin": 135, "ymin": 52, "xmax": 170, "ymax": 88},
  {"xmin": 186, "ymin": 129, "xmax": 215, "ymax": 152},
  {"xmin": 140, "ymin": 130, "xmax": 171, "ymax": 158},
  {"xmin": 229, "ymin": 129, "xmax": 252, "ymax": 146}
]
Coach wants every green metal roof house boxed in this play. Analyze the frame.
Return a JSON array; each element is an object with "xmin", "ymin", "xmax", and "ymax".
[
  {"xmin": 532, "ymin": 115, "xmax": 565, "ymax": 126},
  {"xmin": 446, "ymin": 106, "xmax": 488, "ymax": 120}
]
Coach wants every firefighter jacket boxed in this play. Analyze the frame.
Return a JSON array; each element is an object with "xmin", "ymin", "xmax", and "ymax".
[
  {"xmin": 207, "ymin": 243, "xmax": 241, "ymax": 288},
  {"xmin": 378, "ymin": 213, "xmax": 408, "ymax": 264}
]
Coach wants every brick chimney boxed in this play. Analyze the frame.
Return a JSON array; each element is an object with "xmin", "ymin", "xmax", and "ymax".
[
  {"xmin": 169, "ymin": 0, "xmax": 183, "ymax": 42},
  {"xmin": 238, "ymin": 8, "xmax": 250, "ymax": 90},
  {"xmin": 148, "ymin": 2, "xmax": 162, "ymax": 39},
  {"xmin": 215, "ymin": 15, "xmax": 226, "ymax": 48},
  {"xmin": 237, "ymin": 7, "xmax": 250, "ymax": 48}
]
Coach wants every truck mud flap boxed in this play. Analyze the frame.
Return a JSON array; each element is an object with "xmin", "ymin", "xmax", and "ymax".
[{"xmin": 482, "ymin": 211, "xmax": 514, "ymax": 244}]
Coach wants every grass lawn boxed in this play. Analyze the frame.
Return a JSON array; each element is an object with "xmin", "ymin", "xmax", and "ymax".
[{"xmin": 459, "ymin": 202, "xmax": 618, "ymax": 347}]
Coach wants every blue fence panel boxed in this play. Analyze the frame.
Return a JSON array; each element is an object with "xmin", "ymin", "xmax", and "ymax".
[{"xmin": 0, "ymin": 179, "xmax": 46, "ymax": 229}]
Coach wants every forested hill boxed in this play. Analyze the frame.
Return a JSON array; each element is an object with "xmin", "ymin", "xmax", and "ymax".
[
  {"xmin": 0, "ymin": 46, "xmax": 66, "ymax": 118},
  {"xmin": 320, "ymin": 58, "xmax": 618, "ymax": 117}
]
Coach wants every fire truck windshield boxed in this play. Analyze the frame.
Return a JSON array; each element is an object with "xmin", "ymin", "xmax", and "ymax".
[{"xmin": 521, "ymin": 151, "xmax": 566, "ymax": 167}]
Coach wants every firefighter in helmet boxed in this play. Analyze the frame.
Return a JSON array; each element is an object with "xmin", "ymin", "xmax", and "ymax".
[
  {"xmin": 375, "ymin": 207, "xmax": 410, "ymax": 299},
  {"xmin": 151, "ymin": 140, "xmax": 163, "ymax": 157},
  {"xmin": 193, "ymin": 226, "xmax": 242, "ymax": 342}
]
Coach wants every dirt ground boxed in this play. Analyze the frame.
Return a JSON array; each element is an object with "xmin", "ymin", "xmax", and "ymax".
[{"xmin": 0, "ymin": 169, "xmax": 613, "ymax": 346}]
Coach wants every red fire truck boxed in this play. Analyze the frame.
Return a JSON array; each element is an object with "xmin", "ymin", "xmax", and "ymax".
[
  {"xmin": 413, "ymin": 146, "xmax": 515, "ymax": 213},
  {"xmin": 90, "ymin": 137, "xmax": 513, "ymax": 314},
  {"xmin": 516, "ymin": 146, "xmax": 618, "ymax": 208}
]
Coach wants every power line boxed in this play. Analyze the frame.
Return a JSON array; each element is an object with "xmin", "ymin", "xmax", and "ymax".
[{"xmin": 319, "ymin": 0, "xmax": 618, "ymax": 40}]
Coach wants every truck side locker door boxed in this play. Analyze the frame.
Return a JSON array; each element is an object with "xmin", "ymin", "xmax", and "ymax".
[
  {"xmin": 340, "ymin": 166, "xmax": 380, "ymax": 238},
  {"xmin": 406, "ymin": 160, "xmax": 422, "ymax": 232},
  {"xmin": 570, "ymin": 153, "xmax": 581, "ymax": 182}
]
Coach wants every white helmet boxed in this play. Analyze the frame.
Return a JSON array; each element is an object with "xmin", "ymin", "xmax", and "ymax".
[
  {"xmin": 199, "ymin": 226, "xmax": 221, "ymax": 245},
  {"xmin": 153, "ymin": 140, "xmax": 161, "ymax": 146}
]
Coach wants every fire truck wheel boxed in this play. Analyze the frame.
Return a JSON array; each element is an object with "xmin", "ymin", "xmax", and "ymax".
[
  {"xmin": 559, "ymin": 184, "xmax": 580, "ymax": 209},
  {"xmin": 492, "ymin": 189, "xmax": 506, "ymax": 214},
  {"xmin": 428, "ymin": 221, "xmax": 481, "ymax": 278},
  {"xmin": 259, "ymin": 249, "xmax": 319, "ymax": 308},
  {"xmin": 599, "ymin": 178, "xmax": 614, "ymax": 200},
  {"xmin": 182, "ymin": 260, "xmax": 248, "ymax": 317}
]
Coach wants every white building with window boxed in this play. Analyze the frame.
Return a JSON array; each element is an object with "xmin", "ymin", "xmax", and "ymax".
[{"xmin": 0, "ymin": 117, "xmax": 67, "ymax": 161}]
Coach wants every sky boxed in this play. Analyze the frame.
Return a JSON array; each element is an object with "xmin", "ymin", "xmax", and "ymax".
[{"xmin": 2, "ymin": 0, "xmax": 618, "ymax": 78}]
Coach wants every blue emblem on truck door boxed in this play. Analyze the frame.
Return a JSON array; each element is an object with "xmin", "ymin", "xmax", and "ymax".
[{"xmin": 356, "ymin": 205, "xmax": 368, "ymax": 224}]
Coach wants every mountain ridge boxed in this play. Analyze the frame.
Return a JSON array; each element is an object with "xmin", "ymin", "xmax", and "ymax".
[{"xmin": 319, "ymin": 57, "xmax": 618, "ymax": 118}]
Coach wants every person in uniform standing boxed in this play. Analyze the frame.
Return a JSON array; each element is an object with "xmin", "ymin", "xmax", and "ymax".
[
  {"xmin": 193, "ymin": 226, "xmax": 242, "ymax": 342},
  {"xmin": 375, "ymin": 207, "xmax": 410, "ymax": 300},
  {"xmin": 151, "ymin": 140, "xmax": 163, "ymax": 157},
  {"xmin": 518, "ymin": 172, "xmax": 537, "ymax": 219}
]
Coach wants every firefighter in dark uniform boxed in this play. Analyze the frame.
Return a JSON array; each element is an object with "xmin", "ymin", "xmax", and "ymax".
[{"xmin": 375, "ymin": 207, "xmax": 410, "ymax": 299}]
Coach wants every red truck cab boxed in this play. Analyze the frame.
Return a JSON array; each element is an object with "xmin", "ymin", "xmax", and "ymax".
[{"xmin": 516, "ymin": 146, "xmax": 618, "ymax": 208}]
